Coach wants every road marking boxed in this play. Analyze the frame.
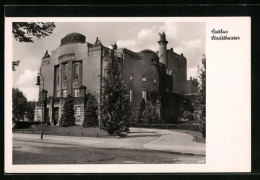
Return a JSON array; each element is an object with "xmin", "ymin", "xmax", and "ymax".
[{"xmin": 142, "ymin": 133, "xmax": 163, "ymax": 149}]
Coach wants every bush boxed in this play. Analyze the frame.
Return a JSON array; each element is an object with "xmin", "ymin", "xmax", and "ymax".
[
  {"xmin": 139, "ymin": 101, "xmax": 160, "ymax": 124},
  {"xmin": 13, "ymin": 121, "xmax": 41, "ymax": 129},
  {"xmin": 138, "ymin": 98, "xmax": 146, "ymax": 123},
  {"xmin": 60, "ymin": 94, "xmax": 75, "ymax": 127},
  {"xmin": 116, "ymin": 130, "xmax": 128, "ymax": 137},
  {"xmin": 83, "ymin": 93, "xmax": 99, "ymax": 128}
]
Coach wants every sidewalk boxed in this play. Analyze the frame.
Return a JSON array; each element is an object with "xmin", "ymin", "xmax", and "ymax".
[
  {"xmin": 13, "ymin": 128, "xmax": 205, "ymax": 156},
  {"xmin": 142, "ymin": 128, "xmax": 205, "ymax": 156}
]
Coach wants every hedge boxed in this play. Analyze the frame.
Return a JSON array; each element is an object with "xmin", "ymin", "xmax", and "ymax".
[
  {"xmin": 132, "ymin": 123, "xmax": 200, "ymax": 131},
  {"xmin": 13, "ymin": 121, "xmax": 42, "ymax": 129}
]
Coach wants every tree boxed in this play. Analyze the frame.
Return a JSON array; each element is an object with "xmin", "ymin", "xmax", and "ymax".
[
  {"xmin": 83, "ymin": 93, "xmax": 99, "ymax": 128},
  {"xmin": 12, "ymin": 60, "xmax": 20, "ymax": 71},
  {"xmin": 12, "ymin": 88, "xmax": 27, "ymax": 121},
  {"xmin": 59, "ymin": 94, "xmax": 75, "ymax": 127},
  {"xmin": 101, "ymin": 57, "xmax": 131, "ymax": 135},
  {"xmin": 26, "ymin": 101, "xmax": 36, "ymax": 121},
  {"xmin": 196, "ymin": 54, "xmax": 206, "ymax": 137},
  {"xmin": 12, "ymin": 22, "xmax": 56, "ymax": 70},
  {"xmin": 12, "ymin": 22, "xmax": 56, "ymax": 43}
]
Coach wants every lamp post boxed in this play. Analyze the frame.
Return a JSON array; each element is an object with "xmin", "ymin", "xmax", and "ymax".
[{"xmin": 36, "ymin": 73, "xmax": 48, "ymax": 140}]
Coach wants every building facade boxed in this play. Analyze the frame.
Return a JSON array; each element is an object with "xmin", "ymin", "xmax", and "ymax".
[{"xmin": 34, "ymin": 32, "xmax": 198, "ymax": 124}]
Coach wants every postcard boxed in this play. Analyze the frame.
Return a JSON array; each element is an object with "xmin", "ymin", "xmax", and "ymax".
[{"xmin": 5, "ymin": 17, "xmax": 251, "ymax": 173}]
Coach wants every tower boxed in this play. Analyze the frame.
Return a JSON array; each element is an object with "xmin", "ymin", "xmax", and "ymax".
[{"xmin": 158, "ymin": 32, "xmax": 168, "ymax": 66}]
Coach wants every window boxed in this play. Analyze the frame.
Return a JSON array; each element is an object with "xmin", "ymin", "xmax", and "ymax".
[
  {"xmin": 166, "ymin": 69, "xmax": 169, "ymax": 74},
  {"xmin": 129, "ymin": 89, "xmax": 133, "ymax": 102},
  {"xmin": 57, "ymin": 75, "xmax": 59, "ymax": 86},
  {"xmin": 57, "ymin": 90, "xmax": 60, "ymax": 98},
  {"xmin": 154, "ymin": 78, "xmax": 157, "ymax": 84},
  {"xmin": 63, "ymin": 63, "xmax": 68, "ymax": 79},
  {"xmin": 142, "ymin": 91, "xmax": 147, "ymax": 102},
  {"xmin": 169, "ymin": 70, "xmax": 172, "ymax": 75},
  {"xmin": 62, "ymin": 89, "xmax": 67, "ymax": 97},
  {"xmin": 74, "ymin": 89, "xmax": 79, "ymax": 97},
  {"xmin": 55, "ymin": 66, "xmax": 59, "ymax": 87},
  {"xmin": 142, "ymin": 75, "xmax": 147, "ymax": 82},
  {"xmin": 74, "ymin": 63, "xmax": 79, "ymax": 80},
  {"xmin": 104, "ymin": 69, "xmax": 109, "ymax": 76},
  {"xmin": 130, "ymin": 74, "xmax": 133, "ymax": 80}
]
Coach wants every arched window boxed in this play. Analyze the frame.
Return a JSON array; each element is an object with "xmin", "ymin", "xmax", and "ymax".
[
  {"xmin": 130, "ymin": 89, "xmax": 133, "ymax": 102},
  {"xmin": 142, "ymin": 91, "xmax": 147, "ymax": 102}
]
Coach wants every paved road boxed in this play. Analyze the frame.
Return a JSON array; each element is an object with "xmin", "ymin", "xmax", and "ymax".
[{"xmin": 13, "ymin": 128, "xmax": 205, "ymax": 164}]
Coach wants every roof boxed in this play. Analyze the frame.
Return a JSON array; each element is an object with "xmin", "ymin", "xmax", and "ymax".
[{"xmin": 139, "ymin": 49, "xmax": 159, "ymax": 58}]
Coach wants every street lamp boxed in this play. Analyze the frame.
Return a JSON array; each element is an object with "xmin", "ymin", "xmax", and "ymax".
[{"xmin": 36, "ymin": 73, "xmax": 48, "ymax": 140}]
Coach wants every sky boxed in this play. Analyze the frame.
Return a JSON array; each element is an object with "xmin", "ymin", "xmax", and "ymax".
[{"xmin": 12, "ymin": 22, "xmax": 205, "ymax": 101}]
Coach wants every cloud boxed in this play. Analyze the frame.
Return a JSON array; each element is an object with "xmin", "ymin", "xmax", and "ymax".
[
  {"xmin": 19, "ymin": 87, "xmax": 38, "ymax": 101},
  {"xmin": 183, "ymin": 39, "xmax": 203, "ymax": 49},
  {"xmin": 16, "ymin": 70, "xmax": 39, "ymax": 101},
  {"xmin": 116, "ymin": 25, "xmax": 164, "ymax": 52},
  {"xmin": 17, "ymin": 69, "xmax": 38, "ymax": 86},
  {"xmin": 187, "ymin": 67, "xmax": 199, "ymax": 79},
  {"xmin": 117, "ymin": 39, "xmax": 137, "ymax": 48}
]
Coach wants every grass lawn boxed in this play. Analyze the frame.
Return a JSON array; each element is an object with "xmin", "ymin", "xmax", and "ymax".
[
  {"xmin": 172, "ymin": 129, "xmax": 206, "ymax": 143},
  {"xmin": 13, "ymin": 125, "xmax": 110, "ymax": 138}
]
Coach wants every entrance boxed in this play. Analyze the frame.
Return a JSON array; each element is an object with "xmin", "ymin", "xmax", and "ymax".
[{"xmin": 54, "ymin": 107, "xmax": 59, "ymax": 125}]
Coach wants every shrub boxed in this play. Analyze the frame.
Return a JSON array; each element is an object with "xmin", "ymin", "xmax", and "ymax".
[
  {"xmin": 59, "ymin": 94, "xmax": 75, "ymax": 127},
  {"xmin": 138, "ymin": 98, "xmax": 146, "ymax": 123},
  {"xmin": 139, "ymin": 101, "xmax": 159, "ymax": 124},
  {"xmin": 83, "ymin": 93, "xmax": 99, "ymax": 128}
]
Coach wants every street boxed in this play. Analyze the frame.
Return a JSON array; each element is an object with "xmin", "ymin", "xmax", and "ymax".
[{"xmin": 13, "ymin": 128, "xmax": 205, "ymax": 164}]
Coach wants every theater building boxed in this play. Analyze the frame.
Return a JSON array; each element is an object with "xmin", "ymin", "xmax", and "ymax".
[{"xmin": 34, "ymin": 32, "xmax": 198, "ymax": 124}]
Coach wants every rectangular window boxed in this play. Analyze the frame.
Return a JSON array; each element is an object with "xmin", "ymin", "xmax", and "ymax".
[
  {"xmin": 57, "ymin": 90, "xmax": 60, "ymax": 98},
  {"xmin": 62, "ymin": 63, "xmax": 68, "ymax": 82},
  {"xmin": 63, "ymin": 89, "xmax": 67, "ymax": 97},
  {"xmin": 104, "ymin": 69, "xmax": 109, "ymax": 76},
  {"xmin": 37, "ymin": 108, "xmax": 42, "ymax": 121},
  {"xmin": 142, "ymin": 75, "xmax": 146, "ymax": 82},
  {"xmin": 142, "ymin": 91, "xmax": 147, "ymax": 102},
  {"xmin": 55, "ymin": 67, "xmax": 59, "ymax": 87},
  {"xmin": 130, "ymin": 89, "xmax": 133, "ymax": 102},
  {"xmin": 154, "ymin": 78, "xmax": 157, "ymax": 84},
  {"xmin": 74, "ymin": 63, "xmax": 79, "ymax": 79},
  {"xmin": 74, "ymin": 89, "xmax": 79, "ymax": 97},
  {"xmin": 130, "ymin": 74, "xmax": 133, "ymax": 80},
  {"xmin": 57, "ymin": 75, "xmax": 59, "ymax": 86},
  {"xmin": 64, "ymin": 63, "xmax": 68, "ymax": 76},
  {"xmin": 169, "ymin": 70, "xmax": 172, "ymax": 75}
]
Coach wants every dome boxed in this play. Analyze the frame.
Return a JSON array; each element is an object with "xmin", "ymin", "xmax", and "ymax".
[
  {"xmin": 60, "ymin": 32, "xmax": 86, "ymax": 46},
  {"xmin": 139, "ymin": 49, "xmax": 158, "ymax": 57}
]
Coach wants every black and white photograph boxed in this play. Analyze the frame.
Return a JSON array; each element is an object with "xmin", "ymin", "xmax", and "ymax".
[
  {"xmin": 5, "ymin": 17, "xmax": 250, "ymax": 173},
  {"xmin": 11, "ymin": 21, "xmax": 206, "ymax": 164}
]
